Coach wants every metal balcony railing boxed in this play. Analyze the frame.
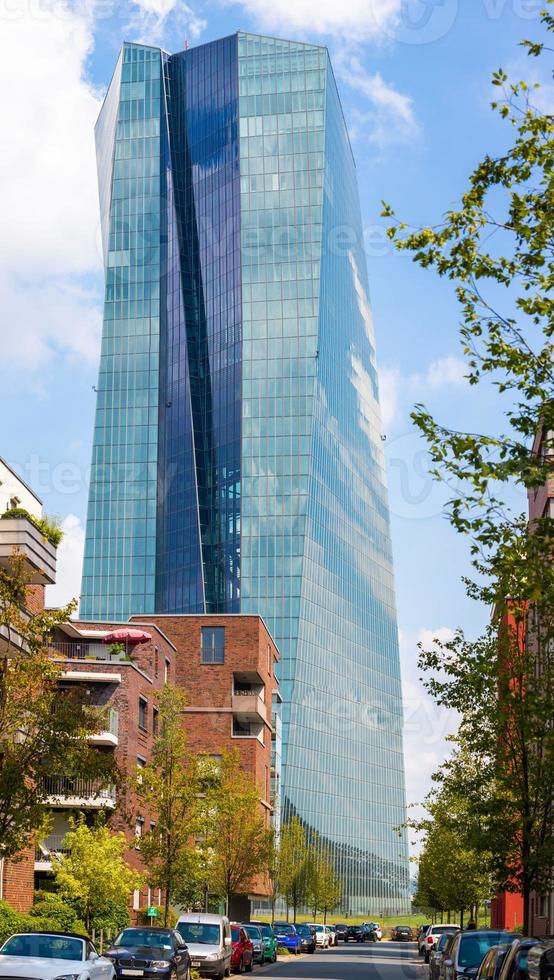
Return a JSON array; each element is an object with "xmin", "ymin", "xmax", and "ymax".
[
  {"xmin": 48, "ymin": 641, "xmax": 126, "ymax": 661},
  {"xmin": 42, "ymin": 776, "xmax": 116, "ymax": 805},
  {"xmin": 35, "ymin": 834, "xmax": 71, "ymax": 861}
]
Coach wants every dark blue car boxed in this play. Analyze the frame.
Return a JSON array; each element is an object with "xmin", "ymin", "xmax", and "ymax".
[
  {"xmin": 272, "ymin": 922, "xmax": 302, "ymax": 955},
  {"xmin": 106, "ymin": 926, "xmax": 191, "ymax": 979}
]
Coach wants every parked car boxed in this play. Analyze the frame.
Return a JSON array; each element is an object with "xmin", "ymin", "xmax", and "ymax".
[
  {"xmin": 419, "ymin": 923, "xmax": 460, "ymax": 963},
  {"xmin": 360, "ymin": 924, "xmax": 378, "ymax": 942},
  {"xmin": 392, "ymin": 926, "xmax": 414, "ymax": 942},
  {"xmin": 476, "ymin": 945, "xmax": 511, "ymax": 980},
  {"xmin": 245, "ymin": 923, "xmax": 277, "ymax": 964},
  {"xmin": 306, "ymin": 924, "xmax": 331, "ymax": 948},
  {"xmin": 443, "ymin": 931, "xmax": 522, "ymax": 980},
  {"xmin": 430, "ymin": 933, "xmax": 459, "ymax": 980},
  {"xmin": 363, "ymin": 922, "xmax": 382, "ymax": 941},
  {"xmin": 527, "ymin": 939, "xmax": 554, "ymax": 980},
  {"xmin": 296, "ymin": 925, "xmax": 317, "ymax": 954},
  {"xmin": 497, "ymin": 939, "xmax": 542, "ymax": 980},
  {"xmin": 348, "ymin": 925, "xmax": 365, "ymax": 943},
  {"xmin": 241, "ymin": 926, "xmax": 264, "ymax": 966},
  {"xmin": 272, "ymin": 922, "xmax": 302, "ymax": 955},
  {"xmin": 230, "ymin": 924, "xmax": 254, "ymax": 974},
  {"xmin": 176, "ymin": 914, "xmax": 232, "ymax": 979},
  {"xmin": 327, "ymin": 925, "xmax": 338, "ymax": 947},
  {"xmin": 334, "ymin": 924, "xmax": 350, "ymax": 942},
  {"xmin": 0, "ymin": 932, "xmax": 115, "ymax": 979},
  {"xmin": 106, "ymin": 926, "xmax": 191, "ymax": 979},
  {"xmin": 418, "ymin": 925, "xmax": 432, "ymax": 942}
]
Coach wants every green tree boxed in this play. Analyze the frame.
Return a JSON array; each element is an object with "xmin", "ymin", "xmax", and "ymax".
[
  {"xmin": 383, "ymin": 3, "xmax": 554, "ymax": 936},
  {"xmin": 135, "ymin": 685, "xmax": 204, "ymax": 925},
  {"xmin": 205, "ymin": 750, "xmax": 273, "ymax": 915},
  {"xmin": 0, "ymin": 552, "xmax": 116, "ymax": 858},
  {"xmin": 52, "ymin": 818, "xmax": 143, "ymax": 931},
  {"xmin": 278, "ymin": 817, "xmax": 309, "ymax": 923},
  {"xmin": 412, "ymin": 767, "xmax": 492, "ymax": 927},
  {"xmin": 305, "ymin": 841, "xmax": 342, "ymax": 922}
]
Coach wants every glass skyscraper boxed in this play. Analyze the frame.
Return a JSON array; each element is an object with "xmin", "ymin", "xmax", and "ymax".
[{"xmin": 82, "ymin": 33, "xmax": 409, "ymax": 912}]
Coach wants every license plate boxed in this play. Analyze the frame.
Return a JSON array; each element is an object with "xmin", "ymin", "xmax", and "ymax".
[
  {"xmin": 192, "ymin": 961, "xmax": 201, "ymax": 967},
  {"xmin": 122, "ymin": 971, "xmax": 144, "ymax": 977}
]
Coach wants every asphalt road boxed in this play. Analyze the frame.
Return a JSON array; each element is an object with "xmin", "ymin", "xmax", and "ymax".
[{"xmin": 257, "ymin": 940, "xmax": 421, "ymax": 980}]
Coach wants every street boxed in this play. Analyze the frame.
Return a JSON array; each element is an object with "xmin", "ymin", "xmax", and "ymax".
[{"xmin": 257, "ymin": 941, "xmax": 421, "ymax": 980}]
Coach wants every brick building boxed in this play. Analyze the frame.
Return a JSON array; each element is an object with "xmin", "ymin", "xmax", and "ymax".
[{"xmin": 0, "ymin": 459, "xmax": 58, "ymax": 909}]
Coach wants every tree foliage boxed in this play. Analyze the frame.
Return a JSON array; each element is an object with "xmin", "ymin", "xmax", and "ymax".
[
  {"xmin": 52, "ymin": 818, "xmax": 142, "ymax": 931},
  {"xmin": 0, "ymin": 553, "xmax": 116, "ymax": 858},
  {"xmin": 305, "ymin": 839, "xmax": 342, "ymax": 922},
  {"xmin": 277, "ymin": 817, "xmax": 309, "ymax": 922},
  {"xmin": 135, "ymin": 685, "xmax": 205, "ymax": 925},
  {"xmin": 205, "ymin": 750, "xmax": 273, "ymax": 914},
  {"xmin": 384, "ymin": 4, "xmax": 554, "ymax": 935}
]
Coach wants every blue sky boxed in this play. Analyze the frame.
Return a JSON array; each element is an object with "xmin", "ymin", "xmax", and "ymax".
[{"xmin": 1, "ymin": 0, "xmax": 550, "ymax": 847}]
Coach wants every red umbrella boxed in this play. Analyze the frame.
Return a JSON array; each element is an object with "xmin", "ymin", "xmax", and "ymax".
[{"xmin": 102, "ymin": 628, "xmax": 152, "ymax": 644}]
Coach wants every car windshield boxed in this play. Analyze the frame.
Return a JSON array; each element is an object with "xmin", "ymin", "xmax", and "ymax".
[
  {"xmin": 1, "ymin": 934, "xmax": 84, "ymax": 960},
  {"xmin": 436, "ymin": 927, "xmax": 459, "ymax": 935},
  {"xmin": 115, "ymin": 929, "xmax": 173, "ymax": 950},
  {"xmin": 231, "ymin": 928, "xmax": 241, "ymax": 942},
  {"xmin": 297, "ymin": 927, "xmax": 312, "ymax": 936},
  {"xmin": 274, "ymin": 924, "xmax": 293, "ymax": 933},
  {"xmin": 178, "ymin": 924, "xmax": 221, "ymax": 946},
  {"xmin": 259, "ymin": 926, "xmax": 273, "ymax": 939},
  {"xmin": 459, "ymin": 935, "xmax": 513, "ymax": 968},
  {"xmin": 244, "ymin": 927, "xmax": 261, "ymax": 940},
  {"xmin": 438, "ymin": 935, "xmax": 451, "ymax": 951}
]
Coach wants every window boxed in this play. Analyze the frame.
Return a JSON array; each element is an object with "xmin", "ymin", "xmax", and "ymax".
[
  {"xmin": 267, "ymin": 644, "xmax": 272, "ymax": 675},
  {"xmin": 134, "ymin": 817, "xmax": 144, "ymax": 842},
  {"xmin": 138, "ymin": 697, "xmax": 148, "ymax": 731},
  {"xmin": 164, "ymin": 658, "xmax": 170, "ymax": 682},
  {"xmin": 133, "ymin": 889, "xmax": 140, "ymax": 912},
  {"xmin": 153, "ymin": 707, "xmax": 159, "ymax": 736},
  {"xmin": 201, "ymin": 627, "xmax": 225, "ymax": 664}
]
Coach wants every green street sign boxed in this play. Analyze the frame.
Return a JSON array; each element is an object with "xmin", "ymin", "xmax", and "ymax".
[{"xmin": 147, "ymin": 906, "xmax": 158, "ymax": 917}]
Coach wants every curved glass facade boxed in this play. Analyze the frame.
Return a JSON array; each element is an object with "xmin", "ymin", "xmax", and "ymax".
[{"xmin": 82, "ymin": 33, "xmax": 409, "ymax": 912}]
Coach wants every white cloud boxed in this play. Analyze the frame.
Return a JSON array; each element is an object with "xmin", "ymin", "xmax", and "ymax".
[
  {"xmin": 127, "ymin": 0, "xmax": 206, "ymax": 43},
  {"xmin": 382, "ymin": 355, "xmax": 467, "ymax": 432},
  {"xmin": 0, "ymin": 0, "xmax": 104, "ymax": 374},
  {"xmin": 46, "ymin": 514, "xmax": 85, "ymax": 609},
  {"xmin": 337, "ymin": 54, "xmax": 419, "ymax": 147},
  {"xmin": 222, "ymin": 0, "xmax": 401, "ymax": 41}
]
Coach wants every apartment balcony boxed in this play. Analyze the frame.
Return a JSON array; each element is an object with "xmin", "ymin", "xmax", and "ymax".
[
  {"xmin": 88, "ymin": 708, "xmax": 119, "ymax": 747},
  {"xmin": 48, "ymin": 640, "xmax": 129, "ymax": 663},
  {"xmin": 232, "ymin": 690, "xmax": 267, "ymax": 724},
  {"xmin": 41, "ymin": 776, "xmax": 116, "ymax": 809},
  {"xmin": 0, "ymin": 516, "xmax": 56, "ymax": 585},
  {"xmin": 34, "ymin": 833, "xmax": 70, "ymax": 871},
  {"xmin": 232, "ymin": 718, "xmax": 265, "ymax": 744}
]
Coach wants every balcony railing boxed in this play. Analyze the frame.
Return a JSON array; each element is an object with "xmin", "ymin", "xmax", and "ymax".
[
  {"xmin": 48, "ymin": 641, "xmax": 130, "ymax": 662},
  {"xmin": 42, "ymin": 777, "xmax": 116, "ymax": 808},
  {"xmin": 89, "ymin": 707, "xmax": 119, "ymax": 747},
  {"xmin": 231, "ymin": 691, "xmax": 267, "ymax": 723},
  {"xmin": 35, "ymin": 833, "xmax": 71, "ymax": 862}
]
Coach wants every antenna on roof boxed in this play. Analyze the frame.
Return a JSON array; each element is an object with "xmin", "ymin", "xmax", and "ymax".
[{"xmin": 184, "ymin": 37, "xmax": 189, "ymax": 50}]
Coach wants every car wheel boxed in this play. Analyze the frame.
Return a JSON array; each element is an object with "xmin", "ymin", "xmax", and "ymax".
[
  {"xmin": 225, "ymin": 967, "xmax": 231, "ymax": 978},
  {"xmin": 272, "ymin": 951, "xmax": 277, "ymax": 963},
  {"xmin": 246, "ymin": 955, "xmax": 254, "ymax": 973}
]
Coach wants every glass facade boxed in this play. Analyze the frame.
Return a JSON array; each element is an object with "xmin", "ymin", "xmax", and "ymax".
[{"xmin": 82, "ymin": 33, "xmax": 409, "ymax": 912}]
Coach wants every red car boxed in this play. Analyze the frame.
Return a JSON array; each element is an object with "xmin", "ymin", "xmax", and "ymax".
[{"xmin": 230, "ymin": 924, "xmax": 254, "ymax": 973}]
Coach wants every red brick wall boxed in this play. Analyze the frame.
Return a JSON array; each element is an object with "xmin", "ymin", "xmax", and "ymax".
[{"xmin": 2, "ymin": 848, "xmax": 35, "ymax": 911}]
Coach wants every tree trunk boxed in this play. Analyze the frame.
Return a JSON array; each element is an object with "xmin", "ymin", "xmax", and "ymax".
[
  {"xmin": 460, "ymin": 909, "xmax": 464, "ymax": 929},
  {"xmin": 523, "ymin": 883, "xmax": 530, "ymax": 937}
]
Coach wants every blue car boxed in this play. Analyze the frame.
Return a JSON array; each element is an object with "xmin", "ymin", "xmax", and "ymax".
[{"xmin": 273, "ymin": 922, "xmax": 302, "ymax": 955}]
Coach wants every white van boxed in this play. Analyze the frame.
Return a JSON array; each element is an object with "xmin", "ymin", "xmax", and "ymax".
[{"xmin": 176, "ymin": 914, "xmax": 232, "ymax": 979}]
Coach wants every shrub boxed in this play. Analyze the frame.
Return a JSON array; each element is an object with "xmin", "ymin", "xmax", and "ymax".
[
  {"xmin": 0, "ymin": 901, "xmax": 25, "ymax": 945},
  {"xmin": 89, "ymin": 899, "xmax": 130, "ymax": 936},
  {"xmin": 29, "ymin": 893, "xmax": 85, "ymax": 934}
]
